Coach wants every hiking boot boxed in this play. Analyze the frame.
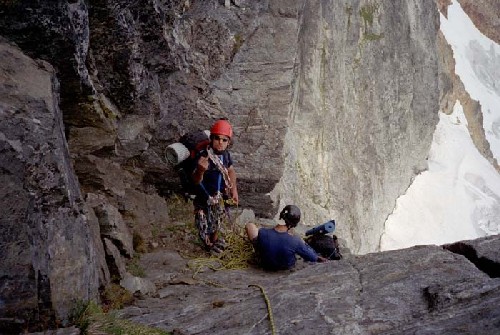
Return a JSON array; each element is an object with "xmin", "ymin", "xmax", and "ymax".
[
  {"xmin": 214, "ymin": 238, "xmax": 226, "ymax": 250},
  {"xmin": 210, "ymin": 245, "xmax": 223, "ymax": 255}
]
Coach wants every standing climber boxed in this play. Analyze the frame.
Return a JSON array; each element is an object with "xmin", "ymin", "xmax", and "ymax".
[
  {"xmin": 245, "ymin": 205, "xmax": 326, "ymax": 271},
  {"xmin": 192, "ymin": 118, "xmax": 239, "ymax": 253}
]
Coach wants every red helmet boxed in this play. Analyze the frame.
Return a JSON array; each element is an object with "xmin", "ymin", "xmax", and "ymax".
[{"xmin": 210, "ymin": 119, "xmax": 233, "ymax": 138}]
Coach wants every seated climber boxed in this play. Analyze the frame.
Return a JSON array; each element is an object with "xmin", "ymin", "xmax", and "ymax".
[{"xmin": 245, "ymin": 205, "xmax": 327, "ymax": 271}]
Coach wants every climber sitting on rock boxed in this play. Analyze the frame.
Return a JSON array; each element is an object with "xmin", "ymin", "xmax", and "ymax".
[{"xmin": 245, "ymin": 205, "xmax": 327, "ymax": 271}]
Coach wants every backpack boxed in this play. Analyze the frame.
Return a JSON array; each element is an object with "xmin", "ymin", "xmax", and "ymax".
[
  {"xmin": 166, "ymin": 130, "xmax": 211, "ymax": 200},
  {"xmin": 305, "ymin": 234, "xmax": 343, "ymax": 260}
]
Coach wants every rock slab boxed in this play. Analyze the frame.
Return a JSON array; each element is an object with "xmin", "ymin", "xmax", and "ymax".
[{"xmin": 119, "ymin": 235, "xmax": 500, "ymax": 335}]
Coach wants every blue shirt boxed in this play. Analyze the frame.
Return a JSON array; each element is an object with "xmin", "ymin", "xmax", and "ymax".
[{"xmin": 256, "ymin": 228, "xmax": 319, "ymax": 271}]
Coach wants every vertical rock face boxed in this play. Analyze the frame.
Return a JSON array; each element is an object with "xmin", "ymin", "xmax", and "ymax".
[
  {"xmin": 80, "ymin": 0, "xmax": 301, "ymax": 217},
  {"xmin": 0, "ymin": 1, "xmax": 444, "ymax": 266},
  {"xmin": 1, "ymin": 0, "xmax": 496, "ymax": 328},
  {"xmin": 211, "ymin": 0, "xmax": 301, "ymax": 215},
  {"xmin": 0, "ymin": 0, "xmax": 301, "ymax": 217},
  {"xmin": 0, "ymin": 41, "xmax": 100, "ymax": 332},
  {"xmin": 274, "ymin": 0, "xmax": 440, "ymax": 253}
]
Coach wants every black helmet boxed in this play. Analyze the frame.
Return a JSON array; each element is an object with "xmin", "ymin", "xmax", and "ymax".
[{"xmin": 279, "ymin": 205, "xmax": 301, "ymax": 228}]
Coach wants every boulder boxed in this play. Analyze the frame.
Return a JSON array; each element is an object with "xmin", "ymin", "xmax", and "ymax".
[{"xmin": 0, "ymin": 40, "xmax": 102, "ymax": 332}]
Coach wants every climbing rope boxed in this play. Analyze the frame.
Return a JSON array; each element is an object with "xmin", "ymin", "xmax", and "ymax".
[
  {"xmin": 186, "ymin": 198, "xmax": 276, "ymax": 334},
  {"xmin": 187, "ymin": 224, "xmax": 255, "ymax": 275},
  {"xmin": 207, "ymin": 148, "xmax": 232, "ymax": 191},
  {"xmin": 188, "ymin": 195, "xmax": 256, "ymax": 287},
  {"xmin": 188, "ymin": 193, "xmax": 255, "ymax": 271},
  {"xmin": 249, "ymin": 284, "xmax": 276, "ymax": 335}
]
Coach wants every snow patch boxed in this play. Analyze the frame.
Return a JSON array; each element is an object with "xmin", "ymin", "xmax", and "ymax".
[{"xmin": 381, "ymin": 0, "xmax": 500, "ymax": 251}]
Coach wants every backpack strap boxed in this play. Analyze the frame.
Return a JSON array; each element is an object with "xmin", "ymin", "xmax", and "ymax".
[
  {"xmin": 199, "ymin": 151, "xmax": 227, "ymax": 197},
  {"xmin": 207, "ymin": 148, "xmax": 232, "ymax": 190}
]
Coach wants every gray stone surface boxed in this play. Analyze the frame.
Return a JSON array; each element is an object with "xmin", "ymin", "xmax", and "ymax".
[
  {"xmin": 119, "ymin": 235, "xmax": 500, "ymax": 335},
  {"xmin": 120, "ymin": 274, "xmax": 157, "ymax": 297},
  {"xmin": 273, "ymin": 0, "xmax": 441, "ymax": 254},
  {"xmin": 94, "ymin": 202, "xmax": 134, "ymax": 258},
  {"xmin": 444, "ymin": 234, "xmax": 500, "ymax": 278},
  {"xmin": 1, "ymin": 0, "xmax": 500, "ymax": 332},
  {"xmin": 0, "ymin": 40, "xmax": 101, "ymax": 331},
  {"xmin": 28, "ymin": 327, "xmax": 80, "ymax": 335},
  {"xmin": 103, "ymin": 238, "xmax": 128, "ymax": 280},
  {"xmin": 0, "ymin": 0, "xmax": 497, "ymax": 255}
]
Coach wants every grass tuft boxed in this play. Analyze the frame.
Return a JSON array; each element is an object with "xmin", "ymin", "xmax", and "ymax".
[{"xmin": 69, "ymin": 300, "xmax": 171, "ymax": 335}]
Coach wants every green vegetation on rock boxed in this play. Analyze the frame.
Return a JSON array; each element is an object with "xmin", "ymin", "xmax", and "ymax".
[
  {"xmin": 70, "ymin": 301, "xmax": 170, "ymax": 335},
  {"xmin": 360, "ymin": 3, "xmax": 379, "ymax": 31}
]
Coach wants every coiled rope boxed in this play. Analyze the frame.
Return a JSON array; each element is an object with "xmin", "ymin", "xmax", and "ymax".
[
  {"xmin": 187, "ymin": 224, "xmax": 255, "ymax": 278},
  {"xmin": 186, "ymin": 205, "xmax": 277, "ymax": 334}
]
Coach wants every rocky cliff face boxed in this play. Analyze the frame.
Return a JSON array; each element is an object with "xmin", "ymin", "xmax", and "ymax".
[
  {"xmin": 0, "ymin": 0, "xmax": 499, "ymax": 331},
  {"xmin": 0, "ymin": 0, "xmax": 442, "ymax": 255},
  {"xmin": 272, "ymin": 0, "xmax": 440, "ymax": 254},
  {"xmin": 0, "ymin": 40, "xmax": 102, "ymax": 331}
]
